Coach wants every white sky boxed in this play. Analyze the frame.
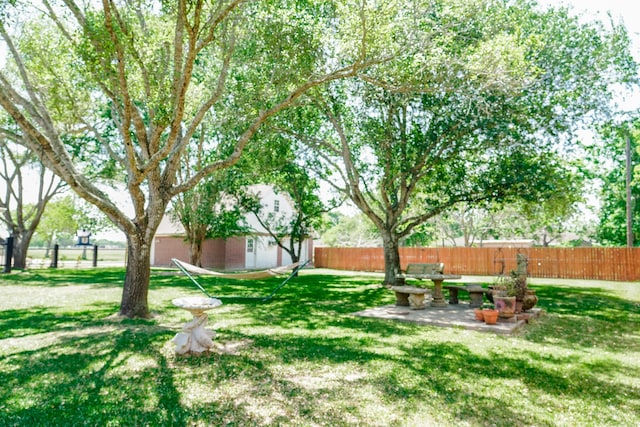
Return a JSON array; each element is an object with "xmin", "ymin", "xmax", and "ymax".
[{"xmin": 541, "ymin": 0, "xmax": 640, "ymax": 58}]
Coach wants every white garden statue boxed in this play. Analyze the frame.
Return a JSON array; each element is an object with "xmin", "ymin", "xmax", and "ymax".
[{"xmin": 172, "ymin": 297, "xmax": 222, "ymax": 355}]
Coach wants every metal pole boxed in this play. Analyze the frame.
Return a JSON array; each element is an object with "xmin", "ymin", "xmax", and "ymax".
[
  {"xmin": 626, "ymin": 133, "xmax": 634, "ymax": 247},
  {"xmin": 3, "ymin": 236, "xmax": 13, "ymax": 273},
  {"xmin": 51, "ymin": 244, "xmax": 59, "ymax": 268},
  {"xmin": 93, "ymin": 244, "xmax": 98, "ymax": 267}
]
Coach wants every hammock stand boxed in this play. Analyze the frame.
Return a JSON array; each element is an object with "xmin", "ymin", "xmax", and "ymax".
[{"xmin": 172, "ymin": 258, "xmax": 310, "ymax": 302}]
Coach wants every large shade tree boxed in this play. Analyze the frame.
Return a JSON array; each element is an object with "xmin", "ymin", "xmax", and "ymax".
[
  {"xmin": 286, "ymin": 1, "xmax": 638, "ymax": 285},
  {"xmin": 239, "ymin": 160, "xmax": 330, "ymax": 265},
  {"xmin": 432, "ymin": 191, "xmax": 587, "ymax": 248},
  {"xmin": 170, "ymin": 167, "xmax": 249, "ymax": 267},
  {"xmin": 320, "ymin": 212, "xmax": 382, "ymax": 247},
  {"xmin": 0, "ymin": 0, "xmax": 387, "ymax": 317},
  {"xmin": 36, "ymin": 193, "xmax": 115, "ymax": 257},
  {"xmin": 175, "ymin": 128, "xmax": 334, "ymax": 267},
  {"xmin": 592, "ymin": 119, "xmax": 640, "ymax": 246},
  {"xmin": 0, "ymin": 126, "xmax": 66, "ymax": 268}
]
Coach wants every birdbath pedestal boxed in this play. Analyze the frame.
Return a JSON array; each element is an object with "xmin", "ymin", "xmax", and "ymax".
[{"xmin": 172, "ymin": 296, "xmax": 222, "ymax": 355}]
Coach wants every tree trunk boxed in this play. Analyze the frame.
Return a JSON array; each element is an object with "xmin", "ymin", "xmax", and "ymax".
[
  {"xmin": 289, "ymin": 238, "xmax": 300, "ymax": 264},
  {"xmin": 381, "ymin": 231, "xmax": 403, "ymax": 287},
  {"xmin": 119, "ymin": 234, "xmax": 151, "ymax": 318},
  {"xmin": 190, "ymin": 239, "xmax": 203, "ymax": 267},
  {"xmin": 11, "ymin": 233, "xmax": 32, "ymax": 269},
  {"xmin": 289, "ymin": 244, "xmax": 300, "ymax": 276}
]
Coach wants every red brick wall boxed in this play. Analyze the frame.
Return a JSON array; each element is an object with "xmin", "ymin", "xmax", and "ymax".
[
  {"xmin": 200, "ymin": 239, "xmax": 227, "ymax": 269},
  {"xmin": 224, "ymin": 237, "xmax": 246, "ymax": 270},
  {"xmin": 153, "ymin": 236, "xmax": 189, "ymax": 267},
  {"xmin": 153, "ymin": 236, "xmax": 246, "ymax": 269}
]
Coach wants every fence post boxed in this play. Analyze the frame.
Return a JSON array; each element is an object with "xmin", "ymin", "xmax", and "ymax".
[
  {"xmin": 93, "ymin": 245, "xmax": 98, "ymax": 267},
  {"xmin": 50, "ymin": 244, "xmax": 59, "ymax": 269},
  {"xmin": 3, "ymin": 236, "xmax": 13, "ymax": 273}
]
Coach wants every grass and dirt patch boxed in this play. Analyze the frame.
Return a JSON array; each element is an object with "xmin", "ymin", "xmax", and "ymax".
[{"xmin": 0, "ymin": 268, "xmax": 638, "ymax": 426}]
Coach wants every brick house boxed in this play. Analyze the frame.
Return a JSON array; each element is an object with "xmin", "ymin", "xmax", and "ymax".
[{"xmin": 151, "ymin": 184, "xmax": 313, "ymax": 269}]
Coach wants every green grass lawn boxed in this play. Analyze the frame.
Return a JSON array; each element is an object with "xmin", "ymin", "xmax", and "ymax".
[{"xmin": 0, "ymin": 268, "xmax": 638, "ymax": 427}]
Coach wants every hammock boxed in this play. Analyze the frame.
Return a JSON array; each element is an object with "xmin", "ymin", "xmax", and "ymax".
[
  {"xmin": 172, "ymin": 258, "xmax": 300, "ymax": 280},
  {"xmin": 172, "ymin": 258, "xmax": 309, "ymax": 301}
]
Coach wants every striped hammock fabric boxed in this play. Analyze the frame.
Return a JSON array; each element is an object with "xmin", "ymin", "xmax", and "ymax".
[{"xmin": 171, "ymin": 258, "xmax": 300, "ymax": 280}]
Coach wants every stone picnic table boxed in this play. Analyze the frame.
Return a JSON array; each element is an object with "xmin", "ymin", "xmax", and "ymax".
[
  {"xmin": 408, "ymin": 273, "xmax": 462, "ymax": 307},
  {"xmin": 392, "ymin": 273, "xmax": 462, "ymax": 308}
]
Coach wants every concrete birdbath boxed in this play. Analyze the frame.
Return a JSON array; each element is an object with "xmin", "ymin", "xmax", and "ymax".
[{"xmin": 172, "ymin": 296, "xmax": 222, "ymax": 355}]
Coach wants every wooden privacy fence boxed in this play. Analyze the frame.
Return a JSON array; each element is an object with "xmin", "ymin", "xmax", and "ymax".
[{"xmin": 314, "ymin": 247, "xmax": 640, "ymax": 282}]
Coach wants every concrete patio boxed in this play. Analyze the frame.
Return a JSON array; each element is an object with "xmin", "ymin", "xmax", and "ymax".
[{"xmin": 354, "ymin": 303, "xmax": 544, "ymax": 335}]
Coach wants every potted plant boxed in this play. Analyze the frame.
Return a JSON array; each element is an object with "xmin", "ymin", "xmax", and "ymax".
[
  {"xmin": 482, "ymin": 304, "xmax": 499, "ymax": 324},
  {"xmin": 474, "ymin": 306, "xmax": 484, "ymax": 321},
  {"xmin": 492, "ymin": 274, "xmax": 517, "ymax": 319}
]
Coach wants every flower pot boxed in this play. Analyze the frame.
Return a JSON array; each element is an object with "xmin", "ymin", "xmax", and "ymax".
[
  {"xmin": 483, "ymin": 309, "xmax": 499, "ymax": 325},
  {"xmin": 494, "ymin": 296, "xmax": 516, "ymax": 318},
  {"xmin": 522, "ymin": 289, "xmax": 538, "ymax": 311},
  {"xmin": 515, "ymin": 300, "xmax": 523, "ymax": 314},
  {"xmin": 474, "ymin": 308, "xmax": 484, "ymax": 321}
]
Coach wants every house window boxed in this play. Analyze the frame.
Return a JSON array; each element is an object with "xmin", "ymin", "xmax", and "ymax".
[
  {"xmin": 274, "ymin": 200, "xmax": 280, "ymax": 212},
  {"xmin": 247, "ymin": 238, "xmax": 254, "ymax": 253}
]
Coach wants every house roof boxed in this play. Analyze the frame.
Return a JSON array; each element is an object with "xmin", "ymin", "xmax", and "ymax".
[{"xmin": 480, "ymin": 239, "xmax": 535, "ymax": 248}]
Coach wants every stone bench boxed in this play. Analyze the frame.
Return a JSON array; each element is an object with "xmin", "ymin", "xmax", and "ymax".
[
  {"xmin": 390, "ymin": 285, "xmax": 432, "ymax": 310},
  {"xmin": 397, "ymin": 263, "xmax": 444, "ymax": 280},
  {"xmin": 443, "ymin": 285, "xmax": 490, "ymax": 308}
]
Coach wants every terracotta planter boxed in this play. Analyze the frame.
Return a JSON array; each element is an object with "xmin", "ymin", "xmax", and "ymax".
[
  {"xmin": 483, "ymin": 309, "xmax": 499, "ymax": 325},
  {"xmin": 474, "ymin": 308, "xmax": 484, "ymax": 321},
  {"xmin": 494, "ymin": 296, "xmax": 516, "ymax": 318}
]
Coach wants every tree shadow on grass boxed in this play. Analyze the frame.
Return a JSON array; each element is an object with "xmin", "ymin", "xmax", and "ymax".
[
  {"xmin": 208, "ymin": 276, "xmax": 640, "ymax": 355},
  {"xmin": 0, "ymin": 304, "xmax": 120, "ymax": 339},
  {"xmin": 200, "ymin": 275, "xmax": 407, "ymax": 338},
  {"xmin": 0, "ymin": 316, "xmax": 331, "ymax": 426},
  {"xmin": 4, "ymin": 319, "xmax": 636, "ymax": 427},
  {"xmin": 1, "ymin": 271, "xmax": 639, "ymax": 426},
  {"xmin": 522, "ymin": 285, "xmax": 640, "ymax": 352},
  {"xmin": 196, "ymin": 275, "xmax": 640, "ymax": 422},
  {"xmin": 204, "ymin": 326, "xmax": 639, "ymax": 427},
  {"xmin": 168, "ymin": 272, "xmax": 640, "ymax": 358},
  {"xmin": 0, "ymin": 317, "xmax": 194, "ymax": 426}
]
